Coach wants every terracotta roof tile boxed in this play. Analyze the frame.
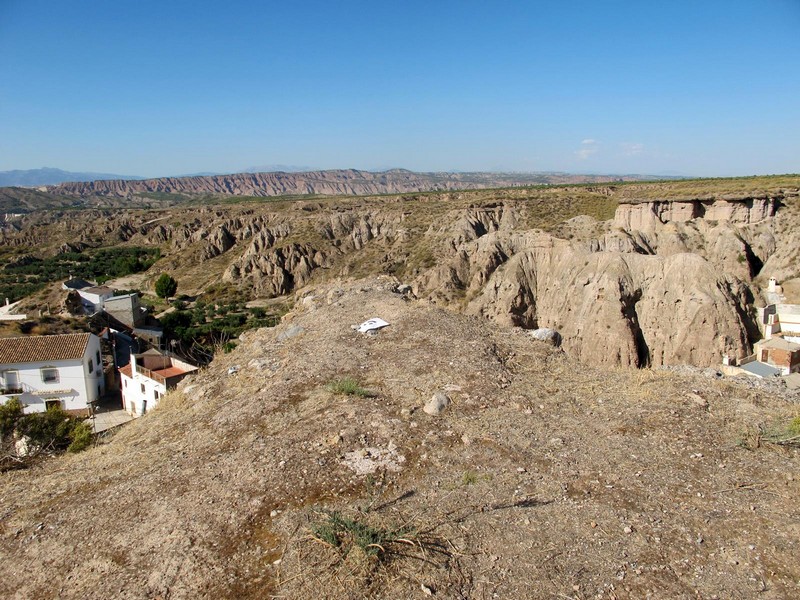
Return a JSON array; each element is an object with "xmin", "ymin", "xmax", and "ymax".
[
  {"xmin": 153, "ymin": 366, "xmax": 189, "ymax": 378},
  {"xmin": 0, "ymin": 333, "xmax": 92, "ymax": 364}
]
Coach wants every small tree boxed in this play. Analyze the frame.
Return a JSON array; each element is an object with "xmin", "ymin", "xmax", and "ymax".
[
  {"xmin": 155, "ymin": 273, "xmax": 178, "ymax": 299},
  {"xmin": 0, "ymin": 398, "xmax": 24, "ymax": 437}
]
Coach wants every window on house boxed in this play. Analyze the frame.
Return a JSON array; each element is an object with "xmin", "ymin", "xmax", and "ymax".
[
  {"xmin": 88, "ymin": 359, "xmax": 94, "ymax": 373},
  {"xmin": 45, "ymin": 399, "xmax": 61, "ymax": 410},
  {"xmin": 96, "ymin": 350, "xmax": 101, "ymax": 365},
  {"xmin": 2, "ymin": 370, "xmax": 21, "ymax": 394},
  {"xmin": 123, "ymin": 379, "xmax": 127, "ymax": 388},
  {"xmin": 41, "ymin": 367, "xmax": 59, "ymax": 384},
  {"xmin": 154, "ymin": 389, "xmax": 160, "ymax": 400},
  {"xmin": 141, "ymin": 383, "xmax": 145, "ymax": 394}
]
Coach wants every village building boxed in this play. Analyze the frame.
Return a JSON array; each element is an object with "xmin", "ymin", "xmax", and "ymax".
[
  {"xmin": 61, "ymin": 278, "xmax": 93, "ymax": 292},
  {"xmin": 759, "ymin": 303, "xmax": 800, "ymax": 344},
  {"xmin": 119, "ymin": 350, "xmax": 197, "ymax": 417},
  {"xmin": 77, "ymin": 285, "xmax": 115, "ymax": 313},
  {"xmin": 752, "ymin": 337, "xmax": 800, "ymax": 376},
  {"xmin": 0, "ymin": 333, "xmax": 105, "ymax": 415},
  {"xmin": 103, "ymin": 293, "xmax": 147, "ymax": 328}
]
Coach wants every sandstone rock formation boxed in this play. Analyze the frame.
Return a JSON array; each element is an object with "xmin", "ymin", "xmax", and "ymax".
[
  {"xmin": 614, "ymin": 196, "xmax": 778, "ymax": 230},
  {"xmin": 422, "ymin": 232, "xmax": 753, "ymax": 367}
]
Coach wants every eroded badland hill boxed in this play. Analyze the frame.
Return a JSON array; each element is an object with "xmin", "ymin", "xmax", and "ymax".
[
  {"xmin": 1, "ymin": 176, "xmax": 800, "ymax": 599},
  {"xmin": 3, "ymin": 176, "xmax": 799, "ymax": 368}
]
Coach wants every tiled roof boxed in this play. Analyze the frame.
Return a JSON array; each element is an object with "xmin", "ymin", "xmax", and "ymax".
[
  {"xmin": 119, "ymin": 364, "xmax": 133, "ymax": 378},
  {"xmin": 153, "ymin": 366, "xmax": 190, "ymax": 378},
  {"xmin": 0, "ymin": 333, "xmax": 91, "ymax": 364}
]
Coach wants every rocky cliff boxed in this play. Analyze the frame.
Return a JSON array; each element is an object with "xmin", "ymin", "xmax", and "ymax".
[
  {"xmin": 614, "ymin": 196, "xmax": 778, "ymax": 230},
  {"xmin": 417, "ymin": 229, "xmax": 754, "ymax": 368}
]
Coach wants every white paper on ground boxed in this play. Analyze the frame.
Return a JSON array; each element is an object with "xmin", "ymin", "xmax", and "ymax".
[{"xmin": 357, "ymin": 317, "xmax": 390, "ymax": 333}]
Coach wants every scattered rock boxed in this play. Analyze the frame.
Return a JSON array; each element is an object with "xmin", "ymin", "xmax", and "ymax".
[
  {"xmin": 528, "ymin": 328, "xmax": 562, "ymax": 347},
  {"xmin": 342, "ymin": 442, "xmax": 406, "ymax": 475},
  {"xmin": 687, "ymin": 392, "xmax": 709, "ymax": 409},
  {"xmin": 423, "ymin": 392, "xmax": 450, "ymax": 416},
  {"xmin": 277, "ymin": 325, "xmax": 304, "ymax": 342}
]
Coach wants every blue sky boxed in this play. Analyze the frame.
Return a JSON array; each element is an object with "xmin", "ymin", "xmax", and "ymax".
[{"xmin": 0, "ymin": 0, "xmax": 798, "ymax": 177}]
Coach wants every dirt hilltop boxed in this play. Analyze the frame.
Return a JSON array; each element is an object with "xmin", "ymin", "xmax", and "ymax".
[{"xmin": 1, "ymin": 278, "xmax": 798, "ymax": 599}]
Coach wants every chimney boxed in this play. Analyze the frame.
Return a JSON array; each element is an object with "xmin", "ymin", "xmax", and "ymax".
[{"xmin": 130, "ymin": 350, "xmax": 137, "ymax": 376}]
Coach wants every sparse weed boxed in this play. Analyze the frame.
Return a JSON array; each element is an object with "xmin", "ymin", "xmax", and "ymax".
[
  {"xmin": 761, "ymin": 417, "xmax": 800, "ymax": 447},
  {"xmin": 310, "ymin": 510, "xmax": 415, "ymax": 558},
  {"xmin": 739, "ymin": 417, "xmax": 800, "ymax": 451},
  {"xmin": 462, "ymin": 470, "xmax": 480, "ymax": 486},
  {"xmin": 326, "ymin": 377, "xmax": 374, "ymax": 397}
]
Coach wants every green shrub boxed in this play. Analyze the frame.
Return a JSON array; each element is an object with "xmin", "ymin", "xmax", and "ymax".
[
  {"xmin": 0, "ymin": 398, "xmax": 24, "ymax": 437},
  {"xmin": 67, "ymin": 421, "xmax": 93, "ymax": 453},
  {"xmin": 2, "ymin": 403, "xmax": 93, "ymax": 459},
  {"xmin": 250, "ymin": 307, "xmax": 267, "ymax": 319}
]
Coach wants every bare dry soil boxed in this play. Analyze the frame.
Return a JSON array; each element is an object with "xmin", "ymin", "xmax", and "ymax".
[{"xmin": 0, "ymin": 278, "xmax": 798, "ymax": 599}]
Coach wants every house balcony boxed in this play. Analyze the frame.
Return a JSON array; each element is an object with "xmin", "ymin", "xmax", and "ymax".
[
  {"xmin": 1, "ymin": 387, "xmax": 23, "ymax": 395},
  {"xmin": 135, "ymin": 365, "xmax": 167, "ymax": 385}
]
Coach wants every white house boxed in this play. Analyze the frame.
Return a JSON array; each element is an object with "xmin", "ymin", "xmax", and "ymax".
[
  {"xmin": 77, "ymin": 286, "xmax": 115, "ymax": 314},
  {"xmin": 758, "ymin": 303, "xmax": 800, "ymax": 344},
  {"xmin": 119, "ymin": 350, "xmax": 197, "ymax": 416},
  {"xmin": 0, "ymin": 333, "xmax": 105, "ymax": 415}
]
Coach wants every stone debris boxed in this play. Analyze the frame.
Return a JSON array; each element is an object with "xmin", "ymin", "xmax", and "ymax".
[
  {"xmin": 276, "ymin": 324, "xmax": 304, "ymax": 342},
  {"xmin": 528, "ymin": 328, "xmax": 562, "ymax": 347},
  {"xmin": 424, "ymin": 392, "xmax": 450, "ymax": 416},
  {"xmin": 342, "ymin": 442, "xmax": 405, "ymax": 475}
]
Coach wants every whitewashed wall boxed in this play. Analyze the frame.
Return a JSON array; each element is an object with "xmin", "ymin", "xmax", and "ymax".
[{"xmin": 0, "ymin": 335, "xmax": 104, "ymax": 413}]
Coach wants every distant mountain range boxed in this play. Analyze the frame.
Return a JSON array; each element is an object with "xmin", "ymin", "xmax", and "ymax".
[
  {"xmin": 0, "ymin": 165, "xmax": 315, "ymax": 186},
  {"xmin": 0, "ymin": 167, "xmax": 144, "ymax": 187},
  {"xmin": 46, "ymin": 169, "xmax": 668, "ymax": 199}
]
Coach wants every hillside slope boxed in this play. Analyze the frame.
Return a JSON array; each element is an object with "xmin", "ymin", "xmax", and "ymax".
[{"xmin": 0, "ymin": 279, "xmax": 798, "ymax": 599}]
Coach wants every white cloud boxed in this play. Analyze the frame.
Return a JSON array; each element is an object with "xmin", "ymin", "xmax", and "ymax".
[
  {"xmin": 621, "ymin": 142, "xmax": 644, "ymax": 156},
  {"xmin": 575, "ymin": 139, "xmax": 600, "ymax": 160}
]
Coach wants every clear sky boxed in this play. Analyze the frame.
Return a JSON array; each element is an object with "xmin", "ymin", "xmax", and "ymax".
[{"xmin": 1, "ymin": 0, "xmax": 798, "ymax": 177}]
